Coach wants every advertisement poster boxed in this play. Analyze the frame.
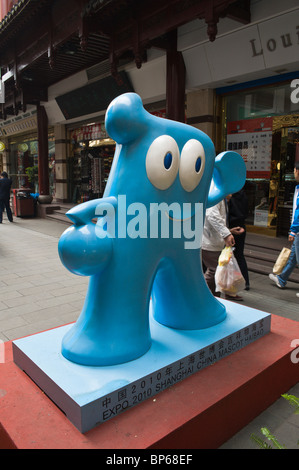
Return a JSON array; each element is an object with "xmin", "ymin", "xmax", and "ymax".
[{"xmin": 227, "ymin": 117, "xmax": 273, "ymax": 179}]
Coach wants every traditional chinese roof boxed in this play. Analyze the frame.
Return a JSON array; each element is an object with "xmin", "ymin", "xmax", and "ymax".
[{"xmin": 0, "ymin": 0, "xmax": 250, "ymax": 120}]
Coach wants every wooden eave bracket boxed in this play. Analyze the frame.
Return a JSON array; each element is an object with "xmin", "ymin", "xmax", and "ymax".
[{"xmin": 202, "ymin": 0, "xmax": 251, "ymax": 42}]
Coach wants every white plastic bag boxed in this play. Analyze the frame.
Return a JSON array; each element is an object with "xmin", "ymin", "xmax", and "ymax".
[{"xmin": 215, "ymin": 246, "xmax": 245, "ymax": 297}]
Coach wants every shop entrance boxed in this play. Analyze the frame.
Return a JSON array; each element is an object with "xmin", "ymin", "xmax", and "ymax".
[
  {"xmin": 8, "ymin": 132, "xmax": 55, "ymax": 196},
  {"xmin": 68, "ymin": 139, "xmax": 115, "ymax": 204},
  {"xmin": 245, "ymin": 124, "xmax": 299, "ymax": 236},
  {"xmin": 275, "ymin": 125, "xmax": 299, "ymax": 236},
  {"xmin": 223, "ymin": 81, "xmax": 299, "ymax": 237}
]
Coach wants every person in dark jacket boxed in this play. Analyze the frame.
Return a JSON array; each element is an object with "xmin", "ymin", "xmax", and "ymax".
[
  {"xmin": 0, "ymin": 171, "xmax": 13, "ymax": 223},
  {"xmin": 227, "ymin": 189, "xmax": 250, "ymax": 290}
]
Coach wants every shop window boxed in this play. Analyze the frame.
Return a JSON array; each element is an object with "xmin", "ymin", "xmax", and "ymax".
[
  {"xmin": 9, "ymin": 134, "xmax": 55, "ymax": 195},
  {"xmin": 223, "ymin": 82, "xmax": 299, "ymax": 235},
  {"xmin": 226, "ymin": 83, "xmax": 299, "ymax": 122},
  {"xmin": 68, "ymin": 134, "xmax": 115, "ymax": 204}
]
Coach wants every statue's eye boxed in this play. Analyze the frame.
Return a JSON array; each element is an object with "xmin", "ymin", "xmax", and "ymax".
[
  {"xmin": 195, "ymin": 157, "xmax": 202, "ymax": 173},
  {"xmin": 164, "ymin": 152, "xmax": 173, "ymax": 170},
  {"xmin": 146, "ymin": 136, "xmax": 179, "ymax": 190},
  {"xmin": 179, "ymin": 139, "xmax": 205, "ymax": 192}
]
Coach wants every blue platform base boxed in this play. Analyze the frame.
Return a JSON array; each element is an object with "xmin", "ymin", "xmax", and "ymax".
[{"xmin": 12, "ymin": 300, "xmax": 271, "ymax": 433}]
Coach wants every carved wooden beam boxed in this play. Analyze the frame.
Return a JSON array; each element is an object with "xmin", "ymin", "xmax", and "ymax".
[
  {"xmin": 48, "ymin": 9, "xmax": 56, "ymax": 70},
  {"xmin": 96, "ymin": 0, "xmax": 250, "ymax": 58},
  {"xmin": 204, "ymin": 0, "xmax": 219, "ymax": 42}
]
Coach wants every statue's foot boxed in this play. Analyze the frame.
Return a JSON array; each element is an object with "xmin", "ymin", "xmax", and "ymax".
[{"xmin": 61, "ymin": 324, "xmax": 151, "ymax": 367}]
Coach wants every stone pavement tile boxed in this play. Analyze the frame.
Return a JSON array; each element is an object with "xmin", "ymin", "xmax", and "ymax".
[
  {"xmin": 26, "ymin": 274, "xmax": 81, "ymax": 287},
  {"xmin": 0, "ymin": 332, "xmax": 7, "ymax": 342},
  {"xmin": 0, "ymin": 302, "xmax": 10, "ymax": 311},
  {"xmin": 51, "ymin": 284, "xmax": 89, "ymax": 297},
  {"xmin": 271, "ymin": 421, "xmax": 299, "ymax": 449},
  {"xmin": 0, "ymin": 302, "xmax": 45, "ymax": 321},
  {"xmin": 272, "ymin": 302, "xmax": 298, "ymax": 313},
  {"xmin": 35, "ymin": 293, "xmax": 85, "ymax": 309},
  {"xmin": 59, "ymin": 310, "xmax": 81, "ymax": 325},
  {"xmin": 221, "ymin": 385, "xmax": 299, "ymax": 449},
  {"xmin": 14, "ymin": 283, "xmax": 63, "ymax": 297},
  {"xmin": 41, "ymin": 269, "xmax": 73, "ymax": 279},
  {"xmin": 68, "ymin": 299, "xmax": 86, "ymax": 310},
  {"xmin": 0, "ymin": 291, "xmax": 23, "ymax": 301},
  {"xmin": 10, "ymin": 217, "xmax": 67, "ymax": 238},
  {"xmin": 0, "ymin": 273, "xmax": 20, "ymax": 281},
  {"xmin": 21, "ymin": 303, "xmax": 79, "ymax": 324},
  {"xmin": 0, "ymin": 281, "xmax": 37, "ymax": 294},
  {"xmin": 3, "ymin": 317, "xmax": 66, "ymax": 341},
  {"xmin": 2, "ymin": 291, "xmax": 54, "ymax": 308},
  {"xmin": 273, "ymin": 384, "xmax": 299, "ymax": 412},
  {"xmin": 0, "ymin": 316, "xmax": 29, "ymax": 340},
  {"xmin": 220, "ymin": 409, "xmax": 284, "ymax": 449},
  {"xmin": 58, "ymin": 277, "xmax": 89, "ymax": 288}
]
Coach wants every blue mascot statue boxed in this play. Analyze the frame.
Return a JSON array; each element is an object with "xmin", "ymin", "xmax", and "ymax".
[{"xmin": 58, "ymin": 92, "xmax": 246, "ymax": 366}]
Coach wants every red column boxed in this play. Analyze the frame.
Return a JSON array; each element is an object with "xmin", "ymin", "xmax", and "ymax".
[{"xmin": 37, "ymin": 105, "xmax": 49, "ymax": 195}]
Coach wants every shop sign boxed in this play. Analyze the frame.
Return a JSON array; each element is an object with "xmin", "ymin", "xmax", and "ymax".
[
  {"xmin": 250, "ymin": 30, "xmax": 299, "ymax": 58},
  {"xmin": 248, "ymin": 10, "xmax": 299, "ymax": 70},
  {"xmin": 151, "ymin": 109, "xmax": 166, "ymax": 118},
  {"xmin": 227, "ymin": 117, "xmax": 273, "ymax": 179},
  {"xmin": 0, "ymin": 115, "xmax": 37, "ymax": 136},
  {"xmin": 72, "ymin": 123, "xmax": 107, "ymax": 142},
  {"xmin": 254, "ymin": 209, "xmax": 269, "ymax": 227},
  {"xmin": 182, "ymin": 8, "xmax": 299, "ymax": 89}
]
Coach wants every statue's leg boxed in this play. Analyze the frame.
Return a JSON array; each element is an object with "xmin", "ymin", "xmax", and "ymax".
[
  {"xmin": 61, "ymin": 267, "xmax": 153, "ymax": 366},
  {"xmin": 152, "ymin": 253, "xmax": 226, "ymax": 330}
]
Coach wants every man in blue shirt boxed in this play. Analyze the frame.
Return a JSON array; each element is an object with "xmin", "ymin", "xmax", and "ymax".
[{"xmin": 269, "ymin": 162, "xmax": 299, "ymax": 298}]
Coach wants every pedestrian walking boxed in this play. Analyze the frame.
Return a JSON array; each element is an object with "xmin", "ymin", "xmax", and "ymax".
[
  {"xmin": 202, "ymin": 198, "xmax": 244, "ymax": 300},
  {"xmin": 0, "ymin": 171, "xmax": 13, "ymax": 223},
  {"xmin": 227, "ymin": 189, "xmax": 250, "ymax": 290},
  {"xmin": 269, "ymin": 162, "xmax": 299, "ymax": 297}
]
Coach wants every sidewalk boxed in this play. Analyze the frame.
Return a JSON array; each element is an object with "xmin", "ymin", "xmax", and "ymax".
[{"xmin": 0, "ymin": 215, "xmax": 298, "ymax": 448}]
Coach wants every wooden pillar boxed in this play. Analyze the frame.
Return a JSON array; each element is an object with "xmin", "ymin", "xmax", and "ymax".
[
  {"xmin": 166, "ymin": 30, "xmax": 186, "ymax": 123},
  {"xmin": 37, "ymin": 105, "xmax": 49, "ymax": 195},
  {"xmin": 186, "ymin": 89, "xmax": 217, "ymax": 142},
  {"xmin": 54, "ymin": 124, "xmax": 68, "ymax": 203}
]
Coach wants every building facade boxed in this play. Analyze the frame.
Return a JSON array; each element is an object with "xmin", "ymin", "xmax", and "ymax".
[{"xmin": 0, "ymin": 0, "xmax": 298, "ymax": 236}]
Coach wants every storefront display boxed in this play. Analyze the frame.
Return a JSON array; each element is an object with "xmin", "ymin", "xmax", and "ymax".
[
  {"xmin": 69, "ymin": 123, "xmax": 115, "ymax": 203},
  {"xmin": 222, "ymin": 81, "xmax": 299, "ymax": 235},
  {"xmin": 9, "ymin": 132, "xmax": 55, "ymax": 195},
  {"xmin": 227, "ymin": 117, "xmax": 272, "ymax": 179}
]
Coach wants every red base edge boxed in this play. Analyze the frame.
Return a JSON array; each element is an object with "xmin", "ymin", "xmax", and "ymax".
[{"xmin": 0, "ymin": 314, "xmax": 298, "ymax": 449}]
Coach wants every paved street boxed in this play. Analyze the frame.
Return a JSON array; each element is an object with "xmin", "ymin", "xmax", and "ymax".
[
  {"xmin": 0, "ymin": 217, "xmax": 88, "ymax": 342},
  {"xmin": 0, "ymin": 214, "xmax": 298, "ymax": 449}
]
